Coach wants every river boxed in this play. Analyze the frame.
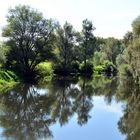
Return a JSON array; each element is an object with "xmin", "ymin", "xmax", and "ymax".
[{"xmin": 0, "ymin": 76, "xmax": 139, "ymax": 140}]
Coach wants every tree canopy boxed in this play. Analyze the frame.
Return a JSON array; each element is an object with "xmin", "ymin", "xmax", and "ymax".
[
  {"xmin": 1, "ymin": 4, "xmax": 140, "ymax": 81},
  {"xmin": 2, "ymin": 5, "xmax": 56, "ymax": 80}
]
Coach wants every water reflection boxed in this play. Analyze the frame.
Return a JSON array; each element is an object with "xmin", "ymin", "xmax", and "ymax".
[
  {"xmin": 0, "ymin": 77, "xmax": 95, "ymax": 140},
  {"xmin": 117, "ymin": 77, "xmax": 140, "ymax": 140},
  {"xmin": 0, "ymin": 76, "xmax": 139, "ymax": 140},
  {"xmin": 92, "ymin": 76, "xmax": 118, "ymax": 104},
  {"xmin": 0, "ymin": 84, "xmax": 55, "ymax": 140}
]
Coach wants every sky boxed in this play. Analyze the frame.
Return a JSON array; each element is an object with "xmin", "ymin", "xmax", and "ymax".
[{"xmin": 0, "ymin": 0, "xmax": 140, "ymax": 40}]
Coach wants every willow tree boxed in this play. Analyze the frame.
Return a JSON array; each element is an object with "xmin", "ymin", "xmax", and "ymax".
[{"xmin": 2, "ymin": 5, "xmax": 56, "ymax": 80}]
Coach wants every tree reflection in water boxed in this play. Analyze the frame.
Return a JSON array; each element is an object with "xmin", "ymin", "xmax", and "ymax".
[
  {"xmin": 72, "ymin": 77, "xmax": 93, "ymax": 125},
  {"xmin": 117, "ymin": 77, "xmax": 140, "ymax": 140},
  {"xmin": 0, "ymin": 77, "xmax": 94, "ymax": 140},
  {"xmin": 0, "ymin": 76, "xmax": 140, "ymax": 140},
  {"xmin": 0, "ymin": 84, "xmax": 55, "ymax": 140}
]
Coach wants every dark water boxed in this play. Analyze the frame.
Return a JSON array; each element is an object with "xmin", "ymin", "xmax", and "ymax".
[{"xmin": 0, "ymin": 76, "xmax": 139, "ymax": 140}]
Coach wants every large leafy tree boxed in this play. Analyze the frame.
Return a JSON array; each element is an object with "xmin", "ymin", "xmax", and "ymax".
[
  {"xmin": 117, "ymin": 15, "xmax": 140, "ymax": 82},
  {"xmin": 81, "ymin": 19, "xmax": 96, "ymax": 68},
  {"xmin": 2, "ymin": 5, "xmax": 56, "ymax": 80},
  {"xmin": 56, "ymin": 22, "xmax": 76, "ymax": 69},
  {"xmin": 101, "ymin": 38, "xmax": 123, "ymax": 65},
  {"xmin": 132, "ymin": 15, "xmax": 140, "ymax": 37}
]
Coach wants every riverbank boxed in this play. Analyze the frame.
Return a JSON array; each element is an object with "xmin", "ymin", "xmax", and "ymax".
[{"xmin": 0, "ymin": 60, "xmax": 118, "ymax": 92}]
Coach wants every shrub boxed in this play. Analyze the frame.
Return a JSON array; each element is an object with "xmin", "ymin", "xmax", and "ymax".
[
  {"xmin": 0, "ymin": 79, "xmax": 7, "ymax": 85},
  {"xmin": 94, "ymin": 65, "xmax": 105, "ymax": 74},
  {"xmin": 36, "ymin": 62, "xmax": 53, "ymax": 78}
]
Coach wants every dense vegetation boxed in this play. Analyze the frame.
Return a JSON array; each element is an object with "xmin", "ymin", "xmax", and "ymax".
[
  {"xmin": 0, "ymin": 69, "xmax": 19, "ymax": 92},
  {"xmin": 0, "ymin": 5, "xmax": 140, "ymax": 85}
]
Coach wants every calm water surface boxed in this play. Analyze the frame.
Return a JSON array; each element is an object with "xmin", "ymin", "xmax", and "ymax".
[{"xmin": 0, "ymin": 76, "xmax": 139, "ymax": 140}]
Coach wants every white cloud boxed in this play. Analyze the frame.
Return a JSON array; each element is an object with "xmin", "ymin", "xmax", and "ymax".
[
  {"xmin": 103, "ymin": 106, "xmax": 122, "ymax": 114},
  {"xmin": 96, "ymin": 104, "xmax": 123, "ymax": 114}
]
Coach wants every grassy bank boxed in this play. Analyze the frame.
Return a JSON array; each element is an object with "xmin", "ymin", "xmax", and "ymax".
[{"xmin": 0, "ymin": 61, "xmax": 117, "ymax": 91}]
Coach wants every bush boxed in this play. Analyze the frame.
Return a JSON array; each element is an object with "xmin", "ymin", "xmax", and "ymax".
[
  {"xmin": 94, "ymin": 65, "xmax": 105, "ymax": 74},
  {"xmin": 80, "ymin": 61, "xmax": 93, "ymax": 76},
  {"xmin": 0, "ymin": 79, "xmax": 7, "ymax": 85},
  {"xmin": 36, "ymin": 62, "xmax": 53, "ymax": 78}
]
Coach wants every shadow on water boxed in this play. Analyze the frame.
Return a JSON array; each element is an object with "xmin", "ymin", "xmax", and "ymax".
[{"xmin": 0, "ymin": 76, "xmax": 139, "ymax": 140}]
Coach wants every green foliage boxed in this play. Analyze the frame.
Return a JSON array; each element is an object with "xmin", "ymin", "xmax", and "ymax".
[
  {"xmin": 0, "ymin": 70, "xmax": 19, "ymax": 92},
  {"xmin": 119, "ymin": 14, "xmax": 140, "ymax": 81},
  {"xmin": 94, "ymin": 65, "xmax": 105, "ymax": 75},
  {"xmin": 3, "ymin": 5, "xmax": 56, "ymax": 80},
  {"xmin": 0, "ymin": 79, "xmax": 7, "ymax": 85},
  {"xmin": 56, "ymin": 22, "xmax": 76, "ymax": 68},
  {"xmin": 0, "ymin": 43, "xmax": 9, "ymax": 65},
  {"xmin": 119, "ymin": 64, "xmax": 132, "ymax": 77},
  {"xmin": 1, "ymin": 4, "xmax": 138, "ymax": 80},
  {"xmin": 0, "ymin": 70, "xmax": 19, "ymax": 82},
  {"xmin": 36, "ymin": 62, "xmax": 53, "ymax": 80},
  {"xmin": 132, "ymin": 16, "xmax": 140, "ymax": 37},
  {"xmin": 71, "ymin": 61, "xmax": 80, "ymax": 74},
  {"xmin": 0, "ymin": 80, "xmax": 16, "ymax": 93},
  {"xmin": 123, "ymin": 31, "xmax": 133, "ymax": 46},
  {"xmin": 95, "ymin": 37, "xmax": 106, "ymax": 51},
  {"xmin": 94, "ymin": 61, "xmax": 117, "ymax": 75},
  {"xmin": 93, "ymin": 51, "xmax": 104, "ymax": 65},
  {"xmin": 124, "ymin": 38, "xmax": 140, "ymax": 79},
  {"xmin": 80, "ymin": 61, "xmax": 93, "ymax": 76},
  {"xmin": 101, "ymin": 38, "xmax": 123, "ymax": 65},
  {"xmin": 54, "ymin": 61, "xmax": 80, "ymax": 76},
  {"xmin": 104, "ymin": 61, "xmax": 117, "ymax": 74},
  {"xmin": 81, "ymin": 19, "xmax": 96, "ymax": 67}
]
